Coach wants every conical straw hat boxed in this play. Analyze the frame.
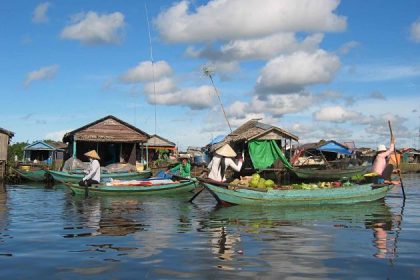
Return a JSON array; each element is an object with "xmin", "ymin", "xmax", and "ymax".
[
  {"xmin": 215, "ymin": 144, "xmax": 236, "ymax": 157},
  {"xmin": 84, "ymin": 150, "xmax": 100, "ymax": 160}
]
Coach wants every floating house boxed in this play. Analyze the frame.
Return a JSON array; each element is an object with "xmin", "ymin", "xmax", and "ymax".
[
  {"xmin": 210, "ymin": 119, "xmax": 299, "ymax": 173},
  {"xmin": 0, "ymin": 128, "xmax": 14, "ymax": 181},
  {"xmin": 62, "ymin": 115, "xmax": 149, "ymax": 166},
  {"xmin": 144, "ymin": 134, "xmax": 177, "ymax": 162},
  {"xmin": 22, "ymin": 140, "xmax": 67, "ymax": 170},
  {"xmin": 292, "ymin": 140, "xmax": 354, "ymax": 168}
]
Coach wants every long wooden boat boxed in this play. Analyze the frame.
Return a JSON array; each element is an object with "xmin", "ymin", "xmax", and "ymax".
[
  {"xmin": 292, "ymin": 166, "xmax": 369, "ymax": 181},
  {"xmin": 64, "ymin": 178, "xmax": 196, "ymax": 195},
  {"xmin": 13, "ymin": 168, "xmax": 46, "ymax": 182},
  {"xmin": 47, "ymin": 169, "xmax": 152, "ymax": 183},
  {"xmin": 199, "ymin": 178, "xmax": 394, "ymax": 206}
]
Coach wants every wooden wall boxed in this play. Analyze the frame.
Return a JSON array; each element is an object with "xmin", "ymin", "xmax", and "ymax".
[{"xmin": 0, "ymin": 133, "xmax": 10, "ymax": 180}]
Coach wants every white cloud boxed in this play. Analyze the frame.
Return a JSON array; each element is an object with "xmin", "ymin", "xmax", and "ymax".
[
  {"xmin": 188, "ymin": 33, "xmax": 324, "ymax": 62},
  {"xmin": 120, "ymin": 61, "xmax": 172, "ymax": 83},
  {"xmin": 144, "ymin": 82, "xmax": 215, "ymax": 110},
  {"xmin": 60, "ymin": 11, "xmax": 125, "ymax": 45},
  {"xmin": 33, "ymin": 2, "xmax": 50, "ymax": 23},
  {"xmin": 409, "ymin": 19, "xmax": 420, "ymax": 43},
  {"xmin": 313, "ymin": 106, "xmax": 363, "ymax": 123},
  {"xmin": 344, "ymin": 64, "xmax": 420, "ymax": 82},
  {"xmin": 24, "ymin": 64, "xmax": 59, "ymax": 87},
  {"xmin": 255, "ymin": 50, "xmax": 340, "ymax": 94},
  {"xmin": 45, "ymin": 129, "xmax": 71, "ymax": 141},
  {"xmin": 155, "ymin": 0, "xmax": 346, "ymax": 43},
  {"xmin": 337, "ymin": 40, "xmax": 359, "ymax": 54}
]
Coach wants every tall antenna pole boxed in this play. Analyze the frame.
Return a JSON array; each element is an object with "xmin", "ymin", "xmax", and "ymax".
[
  {"xmin": 145, "ymin": 2, "xmax": 157, "ymax": 136},
  {"xmin": 203, "ymin": 67, "xmax": 232, "ymax": 133}
]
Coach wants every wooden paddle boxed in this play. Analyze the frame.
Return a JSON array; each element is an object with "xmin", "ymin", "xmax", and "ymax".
[{"xmin": 388, "ymin": 120, "xmax": 406, "ymax": 199}]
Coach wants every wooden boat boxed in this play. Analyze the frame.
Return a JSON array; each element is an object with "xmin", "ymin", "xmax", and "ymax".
[
  {"xmin": 12, "ymin": 165, "xmax": 47, "ymax": 182},
  {"xmin": 199, "ymin": 178, "xmax": 394, "ymax": 206},
  {"xmin": 47, "ymin": 169, "xmax": 152, "ymax": 183},
  {"xmin": 292, "ymin": 165, "xmax": 369, "ymax": 181},
  {"xmin": 64, "ymin": 178, "xmax": 196, "ymax": 195}
]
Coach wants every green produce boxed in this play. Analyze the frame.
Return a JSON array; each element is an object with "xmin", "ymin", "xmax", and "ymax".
[
  {"xmin": 251, "ymin": 173, "xmax": 260, "ymax": 181},
  {"xmin": 264, "ymin": 179, "xmax": 275, "ymax": 188}
]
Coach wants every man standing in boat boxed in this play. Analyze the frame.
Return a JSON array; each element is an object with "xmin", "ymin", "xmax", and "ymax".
[
  {"xmin": 79, "ymin": 150, "xmax": 101, "ymax": 186},
  {"xmin": 371, "ymin": 136, "xmax": 395, "ymax": 181}
]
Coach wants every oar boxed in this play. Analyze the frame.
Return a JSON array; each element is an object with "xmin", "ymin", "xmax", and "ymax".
[
  {"xmin": 188, "ymin": 186, "xmax": 205, "ymax": 203},
  {"xmin": 188, "ymin": 171, "xmax": 208, "ymax": 203},
  {"xmin": 388, "ymin": 120, "xmax": 406, "ymax": 199}
]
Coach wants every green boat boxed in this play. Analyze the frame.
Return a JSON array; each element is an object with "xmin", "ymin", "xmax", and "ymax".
[
  {"xmin": 47, "ymin": 169, "xmax": 152, "ymax": 183},
  {"xmin": 199, "ymin": 178, "xmax": 394, "ymax": 206},
  {"xmin": 13, "ymin": 167, "xmax": 46, "ymax": 182},
  {"xmin": 64, "ymin": 179, "xmax": 197, "ymax": 195},
  {"xmin": 292, "ymin": 166, "xmax": 369, "ymax": 181}
]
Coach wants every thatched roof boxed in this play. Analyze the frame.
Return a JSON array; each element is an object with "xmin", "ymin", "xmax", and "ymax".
[
  {"xmin": 63, "ymin": 115, "xmax": 149, "ymax": 143},
  {"xmin": 212, "ymin": 119, "xmax": 299, "ymax": 150},
  {"xmin": 146, "ymin": 134, "xmax": 176, "ymax": 149}
]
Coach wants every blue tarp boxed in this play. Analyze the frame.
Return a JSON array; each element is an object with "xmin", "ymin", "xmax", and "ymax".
[
  {"xmin": 317, "ymin": 142, "xmax": 352, "ymax": 155},
  {"xmin": 209, "ymin": 135, "xmax": 225, "ymax": 145}
]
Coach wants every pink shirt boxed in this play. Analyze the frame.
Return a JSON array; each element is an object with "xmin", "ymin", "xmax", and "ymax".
[{"xmin": 371, "ymin": 143, "xmax": 394, "ymax": 175}]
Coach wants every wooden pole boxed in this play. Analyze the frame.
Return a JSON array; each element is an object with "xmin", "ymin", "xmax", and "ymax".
[{"xmin": 388, "ymin": 120, "xmax": 406, "ymax": 199}]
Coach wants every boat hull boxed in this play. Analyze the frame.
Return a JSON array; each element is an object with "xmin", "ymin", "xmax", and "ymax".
[
  {"xmin": 13, "ymin": 168, "xmax": 46, "ymax": 182},
  {"xmin": 65, "ymin": 180, "xmax": 196, "ymax": 195},
  {"xmin": 202, "ymin": 180, "xmax": 393, "ymax": 206},
  {"xmin": 47, "ymin": 170, "xmax": 152, "ymax": 183},
  {"xmin": 292, "ymin": 166, "xmax": 369, "ymax": 180}
]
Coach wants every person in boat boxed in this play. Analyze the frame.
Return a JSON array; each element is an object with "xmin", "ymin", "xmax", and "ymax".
[
  {"xmin": 167, "ymin": 155, "xmax": 191, "ymax": 179},
  {"xmin": 371, "ymin": 136, "xmax": 397, "ymax": 183},
  {"xmin": 79, "ymin": 150, "xmax": 101, "ymax": 186},
  {"xmin": 208, "ymin": 143, "xmax": 244, "ymax": 182}
]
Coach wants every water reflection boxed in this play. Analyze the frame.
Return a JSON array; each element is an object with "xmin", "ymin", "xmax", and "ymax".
[
  {"xmin": 205, "ymin": 199, "xmax": 399, "ymax": 265},
  {"xmin": 63, "ymin": 195, "xmax": 146, "ymax": 237}
]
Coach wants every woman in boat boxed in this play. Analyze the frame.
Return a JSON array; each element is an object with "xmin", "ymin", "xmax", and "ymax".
[
  {"xmin": 167, "ymin": 155, "xmax": 191, "ymax": 179},
  {"xmin": 79, "ymin": 150, "xmax": 101, "ymax": 186},
  {"xmin": 371, "ymin": 136, "xmax": 395, "ymax": 180},
  {"xmin": 208, "ymin": 144, "xmax": 243, "ymax": 182}
]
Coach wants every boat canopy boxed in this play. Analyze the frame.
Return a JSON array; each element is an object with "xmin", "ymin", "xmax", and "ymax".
[{"xmin": 317, "ymin": 141, "xmax": 352, "ymax": 155}]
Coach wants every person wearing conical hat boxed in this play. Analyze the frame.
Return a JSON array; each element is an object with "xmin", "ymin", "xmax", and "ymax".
[
  {"xmin": 208, "ymin": 143, "xmax": 243, "ymax": 182},
  {"xmin": 79, "ymin": 150, "xmax": 101, "ymax": 186}
]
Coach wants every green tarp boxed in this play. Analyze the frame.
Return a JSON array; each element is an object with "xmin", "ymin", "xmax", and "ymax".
[{"xmin": 248, "ymin": 140, "xmax": 293, "ymax": 170}]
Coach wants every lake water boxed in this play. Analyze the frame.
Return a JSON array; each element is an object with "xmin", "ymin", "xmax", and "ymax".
[{"xmin": 1, "ymin": 174, "xmax": 419, "ymax": 279}]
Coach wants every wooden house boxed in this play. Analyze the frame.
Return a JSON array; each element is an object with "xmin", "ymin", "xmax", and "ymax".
[
  {"xmin": 211, "ymin": 119, "xmax": 299, "ymax": 154},
  {"xmin": 210, "ymin": 119, "xmax": 299, "ymax": 175},
  {"xmin": 144, "ymin": 134, "xmax": 177, "ymax": 162},
  {"xmin": 292, "ymin": 140, "xmax": 356, "ymax": 168},
  {"xmin": 22, "ymin": 140, "xmax": 67, "ymax": 170},
  {"xmin": 0, "ymin": 128, "xmax": 14, "ymax": 181},
  {"xmin": 62, "ymin": 115, "xmax": 149, "ymax": 166}
]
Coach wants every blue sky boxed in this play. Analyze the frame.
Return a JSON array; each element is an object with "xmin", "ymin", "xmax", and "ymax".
[{"xmin": 1, "ymin": 0, "xmax": 419, "ymax": 150}]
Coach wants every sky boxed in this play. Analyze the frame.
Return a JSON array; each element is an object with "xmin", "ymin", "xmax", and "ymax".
[{"xmin": 1, "ymin": 0, "xmax": 420, "ymax": 151}]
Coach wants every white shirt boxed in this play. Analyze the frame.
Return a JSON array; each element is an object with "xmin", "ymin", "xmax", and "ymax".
[
  {"xmin": 208, "ymin": 155, "xmax": 243, "ymax": 182},
  {"xmin": 83, "ymin": 159, "xmax": 101, "ymax": 182}
]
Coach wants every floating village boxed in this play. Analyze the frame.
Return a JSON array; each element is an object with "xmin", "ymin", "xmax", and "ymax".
[{"xmin": 1, "ymin": 115, "xmax": 419, "ymax": 205}]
